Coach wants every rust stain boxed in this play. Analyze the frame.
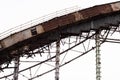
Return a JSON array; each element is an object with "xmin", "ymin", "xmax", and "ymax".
[
  {"xmin": 0, "ymin": 44, "xmax": 2, "ymax": 49},
  {"xmin": 0, "ymin": 1, "xmax": 120, "ymax": 66},
  {"xmin": 58, "ymin": 13, "xmax": 76, "ymax": 26},
  {"xmin": 42, "ymin": 18, "xmax": 59, "ymax": 31},
  {"xmin": 79, "ymin": 4, "xmax": 112, "ymax": 19},
  {"xmin": 74, "ymin": 12, "xmax": 84, "ymax": 21}
]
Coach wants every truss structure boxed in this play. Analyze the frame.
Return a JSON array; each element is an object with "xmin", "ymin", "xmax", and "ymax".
[
  {"xmin": 0, "ymin": 25, "xmax": 120, "ymax": 80},
  {"xmin": 0, "ymin": 1, "xmax": 120, "ymax": 80}
]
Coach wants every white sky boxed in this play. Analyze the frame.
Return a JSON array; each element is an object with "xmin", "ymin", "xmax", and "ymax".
[
  {"xmin": 0, "ymin": 0, "xmax": 120, "ymax": 80},
  {"xmin": 0, "ymin": 0, "xmax": 119, "ymax": 33}
]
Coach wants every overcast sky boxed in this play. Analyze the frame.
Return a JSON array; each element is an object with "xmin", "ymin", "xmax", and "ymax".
[
  {"xmin": 0, "ymin": 0, "xmax": 120, "ymax": 80},
  {"xmin": 0, "ymin": 0, "xmax": 119, "ymax": 33}
]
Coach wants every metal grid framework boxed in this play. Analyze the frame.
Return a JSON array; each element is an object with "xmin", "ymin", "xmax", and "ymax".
[
  {"xmin": 0, "ymin": 26, "xmax": 120, "ymax": 80},
  {"xmin": 0, "ymin": 1, "xmax": 120, "ymax": 80}
]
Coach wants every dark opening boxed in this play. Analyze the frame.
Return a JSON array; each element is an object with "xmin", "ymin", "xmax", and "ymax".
[{"xmin": 31, "ymin": 27, "xmax": 37, "ymax": 35}]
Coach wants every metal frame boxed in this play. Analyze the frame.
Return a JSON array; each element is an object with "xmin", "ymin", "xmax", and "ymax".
[
  {"xmin": 1, "ymin": 27, "xmax": 119, "ymax": 80},
  {"xmin": 96, "ymin": 31, "xmax": 101, "ymax": 80},
  {"xmin": 0, "ymin": 1, "xmax": 120, "ymax": 79}
]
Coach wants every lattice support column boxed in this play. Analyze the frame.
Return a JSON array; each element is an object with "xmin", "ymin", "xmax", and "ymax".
[
  {"xmin": 13, "ymin": 57, "xmax": 19, "ymax": 80},
  {"xmin": 96, "ymin": 32, "xmax": 101, "ymax": 80},
  {"xmin": 55, "ymin": 40, "xmax": 60, "ymax": 80}
]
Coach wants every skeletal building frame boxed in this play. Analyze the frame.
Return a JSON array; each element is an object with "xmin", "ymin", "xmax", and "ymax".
[{"xmin": 0, "ymin": 24, "xmax": 120, "ymax": 80}]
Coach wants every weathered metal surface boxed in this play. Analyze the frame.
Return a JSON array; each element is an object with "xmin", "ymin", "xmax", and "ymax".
[
  {"xmin": 36, "ymin": 25, "xmax": 45, "ymax": 34},
  {"xmin": 0, "ymin": 1, "xmax": 120, "ymax": 66},
  {"xmin": 79, "ymin": 4, "xmax": 112, "ymax": 20},
  {"xmin": 0, "ymin": 44, "xmax": 2, "ymax": 49},
  {"xmin": 74, "ymin": 12, "xmax": 84, "ymax": 21},
  {"xmin": 58, "ymin": 13, "xmax": 76, "ymax": 26},
  {"xmin": 1, "ymin": 29, "xmax": 32, "ymax": 48},
  {"xmin": 42, "ymin": 13, "xmax": 76, "ymax": 32},
  {"xmin": 111, "ymin": 2, "xmax": 120, "ymax": 11},
  {"xmin": 42, "ymin": 18, "xmax": 59, "ymax": 31}
]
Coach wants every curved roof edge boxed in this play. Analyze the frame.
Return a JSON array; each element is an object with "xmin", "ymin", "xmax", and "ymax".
[{"xmin": 0, "ymin": 1, "xmax": 120, "ymax": 66}]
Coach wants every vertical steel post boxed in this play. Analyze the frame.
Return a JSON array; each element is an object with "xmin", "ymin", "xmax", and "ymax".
[
  {"xmin": 55, "ymin": 40, "xmax": 60, "ymax": 80},
  {"xmin": 13, "ymin": 57, "xmax": 19, "ymax": 80},
  {"xmin": 95, "ymin": 32, "xmax": 101, "ymax": 80}
]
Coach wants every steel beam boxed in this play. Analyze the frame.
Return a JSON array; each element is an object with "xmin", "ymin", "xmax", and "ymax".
[
  {"xmin": 95, "ymin": 32, "xmax": 101, "ymax": 80},
  {"xmin": 13, "ymin": 57, "xmax": 19, "ymax": 80},
  {"xmin": 55, "ymin": 40, "xmax": 60, "ymax": 80}
]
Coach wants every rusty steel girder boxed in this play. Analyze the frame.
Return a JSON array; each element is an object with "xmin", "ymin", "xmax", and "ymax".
[{"xmin": 0, "ymin": 1, "xmax": 120, "ymax": 67}]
